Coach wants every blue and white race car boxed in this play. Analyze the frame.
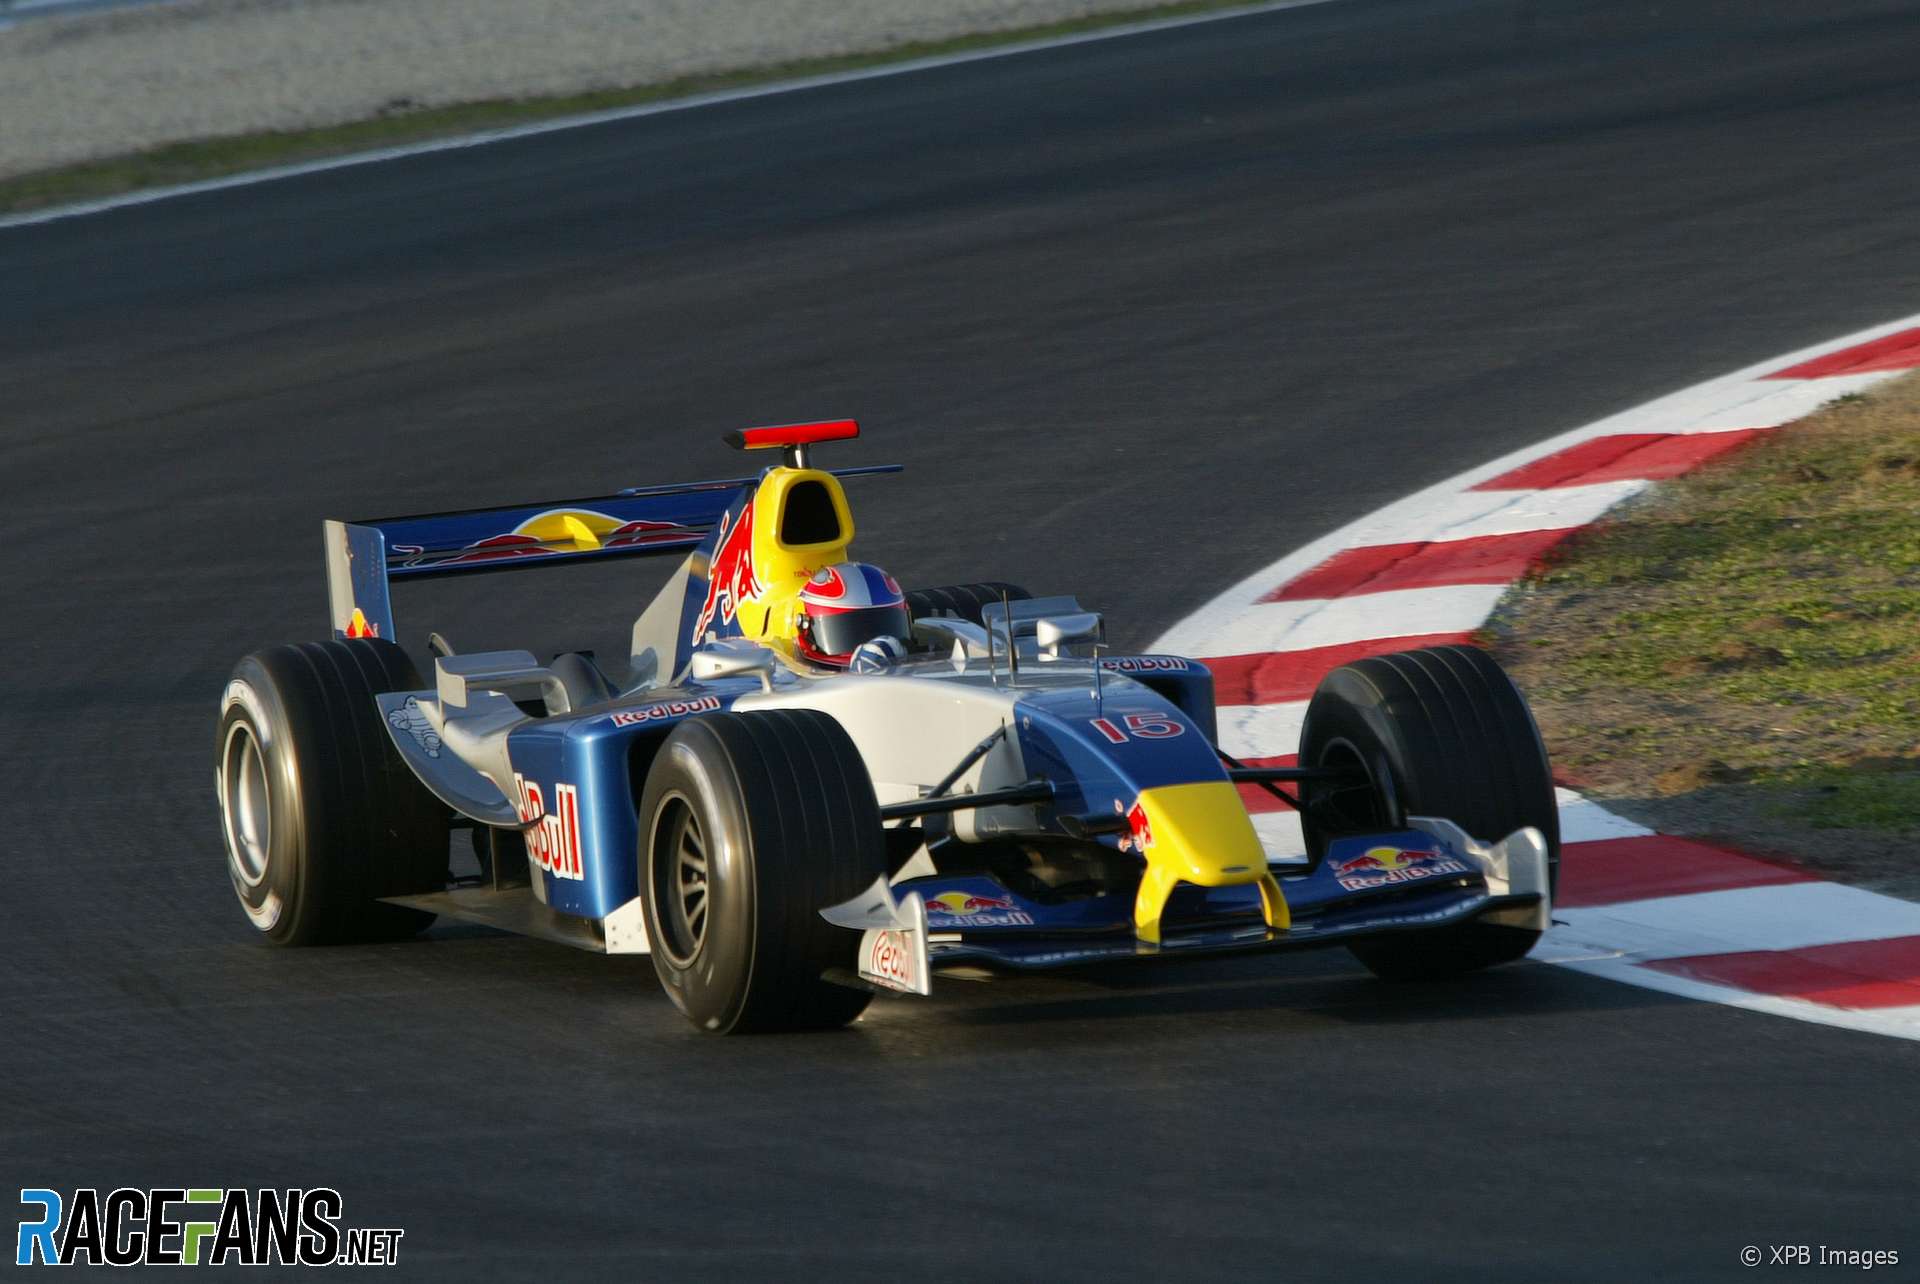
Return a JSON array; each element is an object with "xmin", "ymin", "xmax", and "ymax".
[{"xmin": 216, "ymin": 420, "xmax": 1557, "ymax": 1033}]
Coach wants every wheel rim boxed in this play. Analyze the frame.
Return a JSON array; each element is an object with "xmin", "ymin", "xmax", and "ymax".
[
  {"xmin": 221, "ymin": 721, "xmax": 272, "ymax": 887},
  {"xmin": 651, "ymin": 794, "xmax": 709, "ymax": 968}
]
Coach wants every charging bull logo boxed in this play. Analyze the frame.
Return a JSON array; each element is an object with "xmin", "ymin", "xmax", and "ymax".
[
  {"xmin": 1331, "ymin": 845, "xmax": 1469, "ymax": 892},
  {"xmin": 392, "ymin": 510, "xmax": 695, "ymax": 571},
  {"xmin": 924, "ymin": 891, "xmax": 1034, "ymax": 927},
  {"xmin": 1120, "ymin": 800, "xmax": 1153, "ymax": 854},
  {"xmin": 690, "ymin": 501, "xmax": 763, "ymax": 644}
]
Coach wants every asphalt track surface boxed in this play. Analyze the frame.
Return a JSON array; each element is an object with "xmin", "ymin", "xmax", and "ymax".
[{"xmin": 5, "ymin": 1, "xmax": 1920, "ymax": 1278}]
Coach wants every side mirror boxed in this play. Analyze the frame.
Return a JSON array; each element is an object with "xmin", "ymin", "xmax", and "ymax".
[
  {"xmin": 436, "ymin": 650, "xmax": 573, "ymax": 715},
  {"xmin": 1035, "ymin": 612, "xmax": 1103, "ymax": 658},
  {"xmin": 911, "ymin": 614, "xmax": 991, "ymax": 657},
  {"xmin": 690, "ymin": 640, "xmax": 777, "ymax": 691}
]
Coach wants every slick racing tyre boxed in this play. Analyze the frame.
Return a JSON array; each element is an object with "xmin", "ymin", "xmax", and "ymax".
[
  {"xmin": 905, "ymin": 582, "xmax": 1029, "ymax": 627},
  {"xmin": 1297, "ymin": 644, "xmax": 1558, "ymax": 981},
  {"xmin": 216, "ymin": 639, "xmax": 449, "ymax": 945},
  {"xmin": 638, "ymin": 710, "xmax": 886, "ymax": 1034}
]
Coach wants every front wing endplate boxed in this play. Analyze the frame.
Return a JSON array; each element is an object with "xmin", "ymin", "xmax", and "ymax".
[{"xmin": 819, "ymin": 876, "xmax": 932, "ymax": 996}]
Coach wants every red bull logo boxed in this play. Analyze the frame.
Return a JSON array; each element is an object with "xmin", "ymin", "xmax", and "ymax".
[
  {"xmin": 1332, "ymin": 846, "xmax": 1430, "ymax": 877},
  {"xmin": 1100, "ymin": 656, "xmax": 1192, "ymax": 673},
  {"xmin": 392, "ymin": 510, "xmax": 695, "ymax": 571},
  {"xmin": 1122, "ymin": 800, "xmax": 1154, "ymax": 854},
  {"xmin": 1331, "ymin": 845, "xmax": 1469, "ymax": 892},
  {"xmin": 690, "ymin": 500, "xmax": 763, "ymax": 643},
  {"xmin": 600, "ymin": 519, "xmax": 694, "ymax": 550},
  {"xmin": 866, "ymin": 929, "xmax": 921, "ymax": 992},
  {"xmin": 344, "ymin": 607, "xmax": 379, "ymax": 639},
  {"xmin": 927, "ymin": 892, "xmax": 1014, "ymax": 915},
  {"xmin": 608, "ymin": 696, "xmax": 722, "ymax": 728},
  {"xmin": 513, "ymin": 775, "xmax": 585, "ymax": 882},
  {"xmin": 923, "ymin": 890, "xmax": 1033, "ymax": 927}
]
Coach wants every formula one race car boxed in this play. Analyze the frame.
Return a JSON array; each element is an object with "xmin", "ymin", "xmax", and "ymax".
[{"xmin": 215, "ymin": 420, "xmax": 1558, "ymax": 1033}]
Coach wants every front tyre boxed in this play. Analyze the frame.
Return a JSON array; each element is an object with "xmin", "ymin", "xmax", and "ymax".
[
  {"xmin": 216, "ymin": 639, "xmax": 449, "ymax": 945},
  {"xmin": 639, "ymin": 710, "xmax": 886, "ymax": 1034},
  {"xmin": 1298, "ymin": 644, "xmax": 1558, "ymax": 981}
]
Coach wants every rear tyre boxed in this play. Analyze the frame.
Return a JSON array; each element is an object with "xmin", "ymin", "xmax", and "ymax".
[
  {"xmin": 638, "ymin": 710, "xmax": 886, "ymax": 1034},
  {"xmin": 905, "ymin": 582, "xmax": 1030, "ymax": 627},
  {"xmin": 216, "ymin": 639, "xmax": 449, "ymax": 945},
  {"xmin": 1297, "ymin": 644, "xmax": 1557, "ymax": 981}
]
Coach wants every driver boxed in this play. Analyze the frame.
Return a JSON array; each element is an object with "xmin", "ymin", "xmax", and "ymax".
[{"xmin": 794, "ymin": 562, "xmax": 910, "ymax": 670}]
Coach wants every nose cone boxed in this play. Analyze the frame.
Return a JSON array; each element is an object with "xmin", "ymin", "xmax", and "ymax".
[{"xmin": 1128, "ymin": 781, "xmax": 1286, "ymax": 943}]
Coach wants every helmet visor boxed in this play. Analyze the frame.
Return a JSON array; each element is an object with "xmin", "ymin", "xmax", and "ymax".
[{"xmin": 810, "ymin": 604, "xmax": 910, "ymax": 656}]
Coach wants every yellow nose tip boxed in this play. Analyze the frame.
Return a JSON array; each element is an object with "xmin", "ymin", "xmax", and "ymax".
[{"xmin": 1127, "ymin": 781, "xmax": 1288, "ymax": 944}]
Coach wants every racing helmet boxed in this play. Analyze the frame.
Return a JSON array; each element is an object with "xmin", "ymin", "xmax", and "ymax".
[{"xmin": 795, "ymin": 562, "xmax": 909, "ymax": 668}]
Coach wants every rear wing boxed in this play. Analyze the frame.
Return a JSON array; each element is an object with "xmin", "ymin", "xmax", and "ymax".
[{"xmin": 323, "ymin": 465, "xmax": 899, "ymax": 641}]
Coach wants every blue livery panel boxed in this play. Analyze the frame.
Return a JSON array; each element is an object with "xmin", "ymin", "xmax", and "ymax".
[
  {"xmin": 1011, "ymin": 677, "xmax": 1230, "ymax": 826},
  {"xmin": 504, "ymin": 691, "xmax": 742, "ymax": 916}
]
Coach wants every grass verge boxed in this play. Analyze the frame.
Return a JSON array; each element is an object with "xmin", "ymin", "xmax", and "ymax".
[
  {"xmin": 1482, "ymin": 370, "xmax": 1920, "ymax": 889},
  {"xmin": 0, "ymin": 0, "xmax": 1269, "ymax": 215}
]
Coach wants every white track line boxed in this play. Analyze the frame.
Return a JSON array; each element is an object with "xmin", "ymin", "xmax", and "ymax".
[
  {"xmin": 1252, "ymin": 811, "xmax": 1305, "ymax": 859},
  {"xmin": 1554, "ymin": 789, "xmax": 1654, "ymax": 843},
  {"xmin": 1547, "ymin": 956, "xmax": 1920, "ymax": 1041},
  {"xmin": 1557, "ymin": 883, "xmax": 1920, "ymax": 959},
  {"xmin": 1185, "ymin": 584, "xmax": 1508, "ymax": 659},
  {"xmin": 0, "ymin": 0, "xmax": 1345, "ymax": 232},
  {"xmin": 1216, "ymin": 701, "xmax": 1307, "ymax": 760},
  {"xmin": 1359, "ymin": 482, "xmax": 1650, "ymax": 546}
]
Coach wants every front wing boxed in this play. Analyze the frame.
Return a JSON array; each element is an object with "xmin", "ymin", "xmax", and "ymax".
[{"xmin": 821, "ymin": 821, "xmax": 1552, "ymax": 993}]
